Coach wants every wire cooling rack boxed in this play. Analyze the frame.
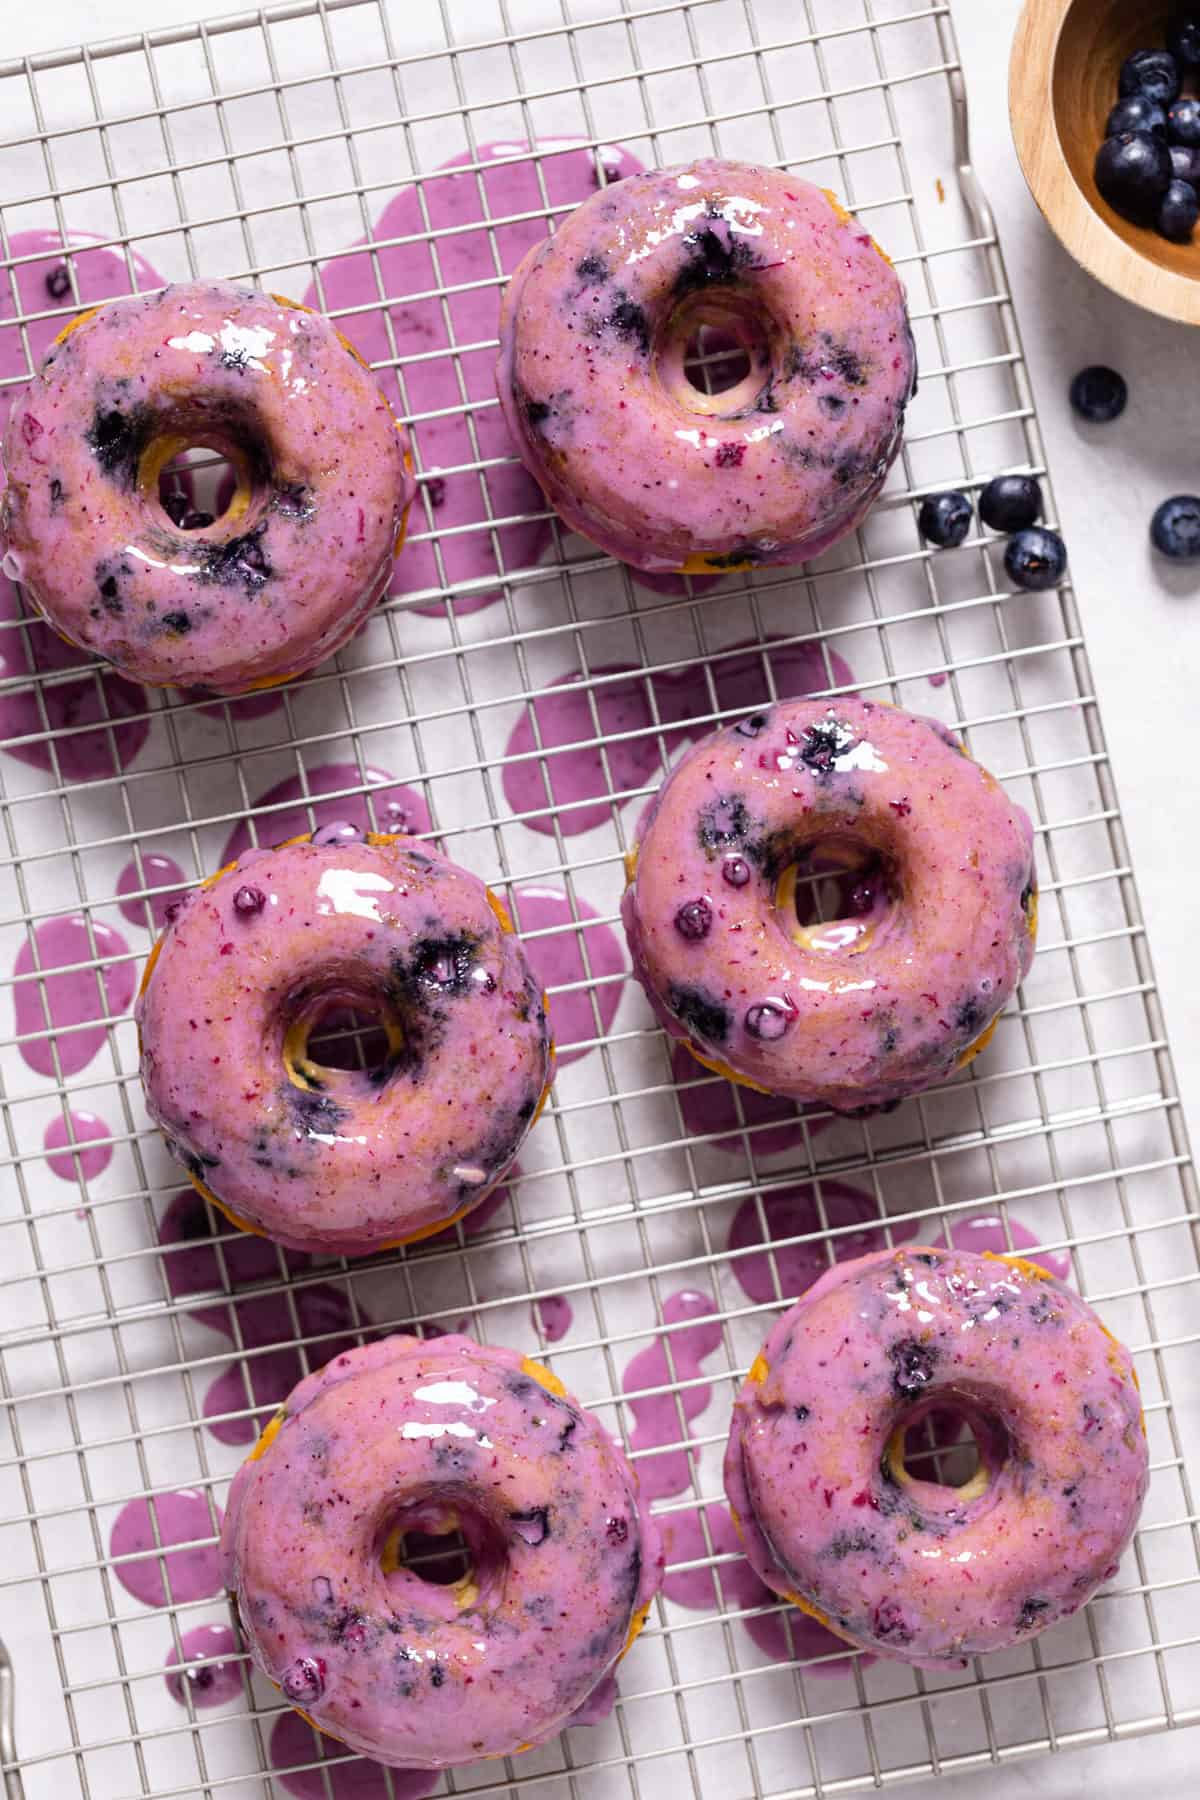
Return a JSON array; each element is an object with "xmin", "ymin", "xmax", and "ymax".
[{"xmin": 1, "ymin": 1, "xmax": 1199, "ymax": 1796}]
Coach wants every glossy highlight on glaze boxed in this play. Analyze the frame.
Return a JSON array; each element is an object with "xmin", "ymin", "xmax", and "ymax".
[
  {"xmin": 724, "ymin": 1246, "xmax": 1148, "ymax": 1666},
  {"xmin": 221, "ymin": 1334, "xmax": 662, "ymax": 1768},
  {"xmin": 220, "ymin": 762, "xmax": 431, "ymax": 867},
  {"xmin": 498, "ymin": 160, "xmax": 916, "ymax": 573},
  {"xmin": 308, "ymin": 138, "xmax": 643, "ymax": 615},
  {"xmin": 623, "ymin": 1290, "xmax": 722, "ymax": 1503},
  {"xmin": 623, "ymin": 696, "xmax": 1036, "ymax": 1112},
  {"xmin": 137, "ymin": 833, "xmax": 553, "ymax": 1254},
  {"xmin": 1, "ymin": 281, "xmax": 414, "ymax": 692},
  {"xmin": 13, "ymin": 914, "xmax": 135, "ymax": 1078},
  {"xmin": 503, "ymin": 635, "xmax": 854, "ymax": 838}
]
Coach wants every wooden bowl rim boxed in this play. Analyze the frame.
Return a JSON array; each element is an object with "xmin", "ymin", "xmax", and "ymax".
[{"xmin": 1009, "ymin": 0, "xmax": 1200, "ymax": 325}]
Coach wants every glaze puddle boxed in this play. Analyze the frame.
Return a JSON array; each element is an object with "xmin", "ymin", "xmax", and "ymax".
[
  {"xmin": 727, "ymin": 1180, "xmax": 919, "ymax": 1307},
  {"xmin": 535, "ymin": 1294, "xmax": 573, "ymax": 1342},
  {"xmin": 116, "ymin": 852, "xmax": 187, "ymax": 931},
  {"xmin": 671, "ymin": 1041, "xmax": 818, "ymax": 1157},
  {"xmin": 306, "ymin": 139, "xmax": 642, "ymax": 617},
  {"xmin": 156, "ymin": 1190, "xmax": 365, "ymax": 1443},
  {"xmin": 44, "ymin": 1109, "xmax": 112, "ymax": 1182},
  {"xmin": 623, "ymin": 1291, "xmax": 722, "ymax": 1503},
  {"xmin": 932, "ymin": 1211, "xmax": 1071, "ymax": 1283},
  {"xmin": 0, "ymin": 232, "xmax": 159, "ymax": 783},
  {"xmin": 110, "ymin": 1489, "xmax": 222, "ymax": 1606},
  {"xmin": 0, "ymin": 571, "xmax": 150, "ymax": 784},
  {"xmin": 504, "ymin": 637, "xmax": 855, "ymax": 836},
  {"xmin": 221, "ymin": 762, "xmax": 432, "ymax": 865},
  {"xmin": 13, "ymin": 914, "xmax": 135, "ymax": 1078},
  {"xmin": 269, "ymin": 1710, "xmax": 435, "ymax": 1800},
  {"xmin": 164, "ymin": 1623, "xmax": 243, "ymax": 1709},
  {"xmin": 511, "ymin": 885, "xmax": 624, "ymax": 1065},
  {"xmin": 662, "ymin": 1502, "xmax": 863, "ymax": 1677}
]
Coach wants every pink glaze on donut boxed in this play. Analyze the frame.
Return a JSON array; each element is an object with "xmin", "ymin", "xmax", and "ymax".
[
  {"xmin": 724, "ymin": 1245, "xmax": 1147, "ymax": 1666},
  {"xmin": 496, "ymin": 159, "xmax": 916, "ymax": 574},
  {"xmin": 135, "ymin": 832, "xmax": 553, "ymax": 1254},
  {"xmin": 622, "ymin": 697, "xmax": 1036, "ymax": 1113},
  {"xmin": 1, "ymin": 282, "xmax": 414, "ymax": 692},
  {"xmin": 220, "ymin": 1334, "xmax": 661, "ymax": 1768}
]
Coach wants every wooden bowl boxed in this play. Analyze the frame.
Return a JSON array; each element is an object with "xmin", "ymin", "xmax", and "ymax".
[{"xmin": 1011, "ymin": 0, "xmax": 1200, "ymax": 324}]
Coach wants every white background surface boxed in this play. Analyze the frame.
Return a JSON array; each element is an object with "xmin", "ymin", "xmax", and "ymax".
[{"xmin": 5, "ymin": 0, "xmax": 1199, "ymax": 1796}]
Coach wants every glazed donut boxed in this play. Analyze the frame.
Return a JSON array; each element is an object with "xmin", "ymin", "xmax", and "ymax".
[
  {"xmin": 496, "ymin": 158, "xmax": 915, "ymax": 575},
  {"xmin": 220, "ymin": 1333, "xmax": 661, "ymax": 1767},
  {"xmin": 135, "ymin": 830, "xmax": 553, "ymax": 1254},
  {"xmin": 724, "ymin": 1245, "xmax": 1147, "ymax": 1665},
  {"xmin": 0, "ymin": 281, "xmax": 414, "ymax": 692},
  {"xmin": 621, "ymin": 696, "xmax": 1036, "ymax": 1113}
]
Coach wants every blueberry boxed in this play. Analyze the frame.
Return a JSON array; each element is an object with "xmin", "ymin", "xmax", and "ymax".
[
  {"xmin": 917, "ymin": 490, "xmax": 972, "ymax": 548},
  {"xmin": 1159, "ymin": 177, "xmax": 1199, "ymax": 239},
  {"xmin": 745, "ymin": 1001, "xmax": 793, "ymax": 1041},
  {"xmin": 1171, "ymin": 143, "xmax": 1200, "ymax": 182},
  {"xmin": 1118, "ymin": 48, "xmax": 1181, "ymax": 107},
  {"xmin": 674, "ymin": 898, "xmax": 713, "ymax": 940},
  {"xmin": 979, "ymin": 474, "xmax": 1042, "ymax": 533},
  {"xmin": 1168, "ymin": 13, "xmax": 1200, "ymax": 68},
  {"xmin": 1095, "ymin": 131, "xmax": 1174, "ymax": 223},
  {"xmin": 281, "ymin": 1657, "xmax": 326, "ymax": 1704},
  {"xmin": 1168, "ymin": 95, "xmax": 1200, "ymax": 146},
  {"xmin": 1069, "ymin": 365, "xmax": 1127, "ymax": 422},
  {"xmin": 721, "ymin": 855, "xmax": 751, "ymax": 888},
  {"xmin": 45, "ymin": 264, "xmax": 71, "ymax": 300},
  {"xmin": 1106, "ymin": 96, "xmax": 1167, "ymax": 140},
  {"xmin": 1004, "ymin": 527, "xmax": 1067, "ymax": 591},
  {"xmin": 1151, "ymin": 494, "xmax": 1200, "ymax": 560},
  {"xmin": 233, "ymin": 884, "xmax": 265, "ymax": 915}
]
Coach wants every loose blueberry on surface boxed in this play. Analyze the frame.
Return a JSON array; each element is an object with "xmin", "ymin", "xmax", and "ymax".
[
  {"xmin": 1151, "ymin": 494, "xmax": 1200, "ymax": 560},
  {"xmin": 233, "ymin": 885, "xmax": 265, "ymax": 915},
  {"xmin": 162, "ymin": 491, "xmax": 189, "ymax": 528},
  {"xmin": 674, "ymin": 898, "xmax": 713, "ymax": 940},
  {"xmin": 311, "ymin": 820, "xmax": 363, "ymax": 847},
  {"xmin": 1069, "ymin": 365, "xmax": 1127, "ymax": 423},
  {"xmin": 1004, "ymin": 527, "xmax": 1068, "ymax": 592},
  {"xmin": 721, "ymin": 855, "xmax": 751, "ymax": 888},
  {"xmin": 744, "ymin": 1001, "xmax": 793, "ymax": 1041},
  {"xmin": 1118, "ymin": 48, "xmax": 1181, "ymax": 107},
  {"xmin": 979, "ymin": 474, "xmax": 1042, "ymax": 533},
  {"xmin": 1105, "ymin": 96, "xmax": 1167, "ymax": 140},
  {"xmin": 1095, "ymin": 131, "xmax": 1174, "ymax": 222},
  {"xmin": 281, "ymin": 1657, "xmax": 326, "ymax": 1704},
  {"xmin": 1171, "ymin": 143, "xmax": 1200, "ymax": 182},
  {"xmin": 1169, "ymin": 13, "xmax": 1200, "ymax": 69},
  {"xmin": 1168, "ymin": 95, "xmax": 1200, "ymax": 146},
  {"xmin": 45, "ymin": 264, "xmax": 72, "ymax": 299},
  {"xmin": 1159, "ymin": 177, "xmax": 1200, "ymax": 239},
  {"xmin": 917, "ymin": 490, "xmax": 972, "ymax": 549}
]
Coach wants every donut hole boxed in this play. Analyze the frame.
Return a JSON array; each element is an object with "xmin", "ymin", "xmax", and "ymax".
[
  {"xmin": 138, "ymin": 421, "xmax": 265, "ymax": 535},
  {"xmin": 776, "ymin": 835, "xmax": 899, "ymax": 954},
  {"xmin": 378, "ymin": 1498, "xmax": 507, "ymax": 1612},
  {"xmin": 888, "ymin": 1398, "xmax": 1010, "ymax": 1508},
  {"xmin": 658, "ymin": 292, "xmax": 774, "ymax": 418},
  {"xmin": 900, "ymin": 1408, "xmax": 982, "ymax": 1491},
  {"xmin": 157, "ymin": 443, "xmax": 242, "ymax": 531},
  {"xmin": 282, "ymin": 987, "xmax": 404, "ymax": 1091}
]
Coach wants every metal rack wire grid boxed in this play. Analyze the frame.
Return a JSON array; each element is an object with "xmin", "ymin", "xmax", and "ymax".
[{"xmin": 0, "ymin": 0, "xmax": 1197, "ymax": 1796}]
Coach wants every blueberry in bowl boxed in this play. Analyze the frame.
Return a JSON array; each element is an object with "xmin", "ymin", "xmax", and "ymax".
[
  {"xmin": 1168, "ymin": 94, "xmax": 1200, "ymax": 143},
  {"xmin": 1118, "ymin": 48, "xmax": 1181, "ymax": 106},
  {"xmin": 1106, "ymin": 95, "xmax": 1167, "ymax": 139},
  {"xmin": 1095, "ymin": 130, "xmax": 1174, "ymax": 222},
  {"xmin": 1158, "ymin": 177, "xmax": 1199, "ymax": 239}
]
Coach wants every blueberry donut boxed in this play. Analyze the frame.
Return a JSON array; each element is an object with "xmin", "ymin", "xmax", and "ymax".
[
  {"xmin": 0, "ymin": 282, "xmax": 414, "ymax": 692},
  {"xmin": 136, "ymin": 831, "xmax": 553, "ymax": 1254},
  {"xmin": 724, "ymin": 1246, "xmax": 1148, "ymax": 1665},
  {"xmin": 621, "ymin": 696, "xmax": 1036, "ymax": 1113},
  {"xmin": 496, "ymin": 159, "xmax": 916, "ymax": 575},
  {"xmin": 221, "ymin": 1333, "xmax": 661, "ymax": 1766}
]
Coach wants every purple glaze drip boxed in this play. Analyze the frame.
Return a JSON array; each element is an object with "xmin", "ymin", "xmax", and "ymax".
[
  {"xmin": 670, "ymin": 1042, "xmax": 823, "ymax": 1157},
  {"xmin": 116, "ymin": 854, "xmax": 186, "ymax": 931},
  {"xmin": 503, "ymin": 637, "xmax": 855, "ymax": 837},
  {"xmin": 304, "ymin": 139, "xmax": 643, "ymax": 619},
  {"xmin": 13, "ymin": 914, "xmax": 135, "ymax": 1078},
  {"xmin": 535, "ymin": 1294, "xmax": 573, "ymax": 1342},
  {"xmin": 268, "ymin": 1711, "xmax": 436, "ymax": 1800},
  {"xmin": 164, "ymin": 1624, "xmax": 243, "ymax": 1709},
  {"xmin": 110, "ymin": 1490, "xmax": 222, "ymax": 1607},
  {"xmin": 622, "ymin": 1291, "xmax": 722, "ymax": 1503},
  {"xmin": 932, "ymin": 1211, "xmax": 1071, "ymax": 1283},
  {"xmin": 727, "ymin": 1180, "xmax": 919, "ymax": 1306},
  {"xmin": 510, "ymin": 884, "xmax": 624, "ymax": 1067},
  {"xmin": 662, "ymin": 1502, "xmax": 864, "ymax": 1677},
  {"xmin": 220, "ymin": 763, "xmax": 431, "ymax": 866},
  {"xmin": 44, "ymin": 1110, "xmax": 112, "ymax": 1182}
]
